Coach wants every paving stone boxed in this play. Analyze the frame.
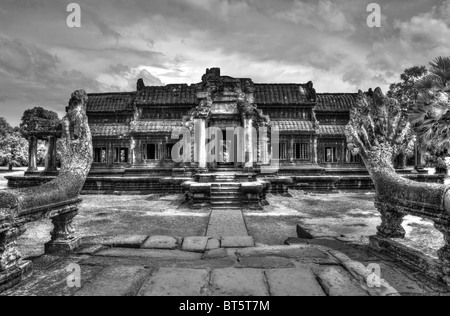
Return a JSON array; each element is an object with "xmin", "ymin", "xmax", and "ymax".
[
  {"xmin": 236, "ymin": 256, "xmax": 295, "ymax": 269},
  {"xmin": 210, "ymin": 268, "xmax": 269, "ymax": 296},
  {"xmin": 207, "ymin": 210, "xmax": 248, "ymax": 238},
  {"xmin": 237, "ymin": 245, "xmax": 329, "ymax": 259},
  {"xmin": 317, "ymin": 266, "xmax": 369, "ymax": 296},
  {"xmin": 206, "ymin": 238, "xmax": 221, "ymax": 250},
  {"xmin": 266, "ymin": 268, "xmax": 326, "ymax": 296},
  {"xmin": 297, "ymin": 225, "xmax": 314, "ymax": 239},
  {"xmin": 165, "ymin": 259, "xmax": 235, "ymax": 270},
  {"xmin": 76, "ymin": 244, "xmax": 108, "ymax": 255},
  {"xmin": 96, "ymin": 248, "xmax": 203, "ymax": 261},
  {"xmin": 75, "ymin": 266, "xmax": 150, "ymax": 296},
  {"xmin": 139, "ymin": 268, "xmax": 209, "ymax": 296},
  {"xmin": 82, "ymin": 235, "xmax": 149, "ymax": 248},
  {"xmin": 3, "ymin": 260, "xmax": 103, "ymax": 297},
  {"xmin": 182, "ymin": 237, "xmax": 210, "ymax": 253},
  {"xmin": 142, "ymin": 236, "xmax": 179, "ymax": 250},
  {"xmin": 203, "ymin": 248, "xmax": 229, "ymax": 260},
  {"xmin": 221, "ymin": 236, "xmax": 255, "ymax": 248}
]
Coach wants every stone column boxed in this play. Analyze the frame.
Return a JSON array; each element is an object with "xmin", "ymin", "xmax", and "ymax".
[
  {"xmin": 312, "ymin": 136, "xmax": 318, "ymax": 164},
  {"xmin": 415, "ymin": 143, "xmax": 425, "ymax": 170},
  {"xmin": 260, "ymin": 129, "xmax": 269, "ymax": 165},
  {"xmin": 194, "ymin": 118, "xmax": 207, "ymax": 170},
  {"xmin": 130, "ymin": 138, "xmax": 136, "ymax": 165},
  {"xmin": 45, "ymin": 136, "xmax": 57, "ymax": 172},
  {"xmin": 244, "ymin": 118, "xmax": 254, "ymax": 169},
  {"xmin": 289, "ymin": 137, "xmax": 294, "ymax": 164},
  {"xmin": 376, "ymin": 202, "xmax": 406, "ymax": 239},
  {"xmin": 27, "ymin": 136, "xmax": 38, "ymax": 172},
  {"xmin": 45, "ymin": 208, "xmax": 81, "ymax": 255}
]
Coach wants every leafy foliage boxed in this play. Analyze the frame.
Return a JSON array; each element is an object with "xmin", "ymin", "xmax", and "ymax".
[
  {"xmin": 0, "ymin": 131, "xmax": 28, "ymax": 170},
  {"xmin": 407, "ymin": 57, "xmax": 450, "ymax": 172},
  {"xmin": 387, "ymin": 66, "xmax": 428, "ymax": 109},
  {"xmin": 20, "ymin": 107, "xmax": 60, "ymax": 136},
  {"xmin": 0, "ymin": 117, "xmax": 13, "ymax": 137}
]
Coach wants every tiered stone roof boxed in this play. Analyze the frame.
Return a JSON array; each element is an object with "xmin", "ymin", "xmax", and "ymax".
[
  {"xmin": 89, "ymin": 123, "xmax": 130, "ymax": 137},
  {"xmin": 131, "ymin": 120, "xmax": 185, "ymax": 133},
  {"xmin": 271, "ymin": 120, "xmax": 315, "ymax": 132},
  {"xmin": 254, "ymin": 84, "xmax": 310, "ymax": 105},
  {"xmin": 316, "ymin": 93, "xmax": 357, "ymax": 112},
  {"xmin": 135, "ymin": 85, "xmax": 198, "ymax": 106},
  {"xmin": 87, "ymin": 93, "xmax": 134, "ymax": 113},
  {"xmin": 319, "ymin": 125, "xmax": 347, "ymax": 136}
]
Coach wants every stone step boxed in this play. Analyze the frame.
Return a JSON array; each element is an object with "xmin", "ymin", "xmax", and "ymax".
[
  {"xmin": 211, "ymin": 206, "xmax": 242, "ymax": 210},
  {"xmin": 211, "ymin": 184, "xmax": 241, "ymax": 188},
  {"xmin": 211, "ymin": 202, "xmax": 242, "ymax": 207},
  {"xmin": 211, "ymin": 197, "xmax": 241, "ymax": 201},
  {"xmin": 211, "ymin": 191, "xmax": 242, "ymax": 195},
  {"xmin": 211, "ymin": 191, "xmax": 241, "ymax": 195}
]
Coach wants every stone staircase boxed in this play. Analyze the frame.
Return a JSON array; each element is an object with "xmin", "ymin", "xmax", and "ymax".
[{"xmin": 210, "ymin": 183, "xmax": 242, "ymax": 210}]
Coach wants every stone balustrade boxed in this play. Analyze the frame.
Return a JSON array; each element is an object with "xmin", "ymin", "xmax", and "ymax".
[
  {"xmin": 0, "ymin": 90, "xmax": 93, "ymax": 292},
  {"xmin": 369, "ymin": 172, "xmax": 450, "ymax": 286}
]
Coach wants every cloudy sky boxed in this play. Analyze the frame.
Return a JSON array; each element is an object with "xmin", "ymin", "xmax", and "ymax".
[{"xmin": 0, "ymin": 0, "xmax": 448, "ymax": 125}]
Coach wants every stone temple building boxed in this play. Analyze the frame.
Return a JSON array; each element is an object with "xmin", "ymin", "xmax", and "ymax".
[
  {"xmin": 12, "ymin": 67, "xmax": 425, "ymax": 195},
  {"xmin": 87, "ymin": 68, "xmax": 365, "ymax": 176}
]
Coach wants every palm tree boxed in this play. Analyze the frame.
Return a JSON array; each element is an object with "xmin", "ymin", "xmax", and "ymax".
[{"xmin": 409, "ymin": 57, "xmax": 450, "ymax": 173}]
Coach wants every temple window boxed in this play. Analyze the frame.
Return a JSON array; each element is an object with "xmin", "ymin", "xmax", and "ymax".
[
  {"xmin": 146, "ymin": 144, "xmax": 159, "ymax": 160},
  {"xmin": 325, "ymin": 147, "xmax": 338, "ymax": 163},
  {"xmin": 114, "ymin": 147, "xmax": 129, "ymax": 163},
  {"xmin": 345, "ymin": 148, "xmax": 362, "ymax": 163},
  {"xmin": 279, "ymin": 143, "xmax": 287, "ymax": 160},
  {"xmin": 294, "ymin": 143, "xmax": 310, "ymax": 160},
  {"xmin": 166, "ymin": 144, "xmax": 174, "ymax": 159},
  {"xmin": 94, "ymin": 147, "xmax": 107, "ymax": 164}
]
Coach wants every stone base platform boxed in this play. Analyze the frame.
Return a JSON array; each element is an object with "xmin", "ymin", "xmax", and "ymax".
[
  {"xmin": 1, "ymin": 237, "xmax": 402, "ymax": 296},
  {"xmin": 0, "ymin": 261, "xmax": 33, "ymax": 293},
  {"xmin": 6, "ymin": 172, "xmax": 444, "ymax": 195},
  {"xmin": 370, "ymin": 235, "xmax": 450, "ymax": 286}
]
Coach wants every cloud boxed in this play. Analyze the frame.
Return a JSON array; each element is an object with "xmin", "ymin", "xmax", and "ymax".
[
  {"xmin": 0, "ymin": 36, "xmax": 59, "ymax": 81},
  {"xmin": 0, "ymin": 0, "xmax": 449, "ymax": 125},
  {"xmin": 275, "ymin": 0, "xmax": 354, "ymax": 32}
]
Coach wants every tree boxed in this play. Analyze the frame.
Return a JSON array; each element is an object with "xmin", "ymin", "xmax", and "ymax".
[
  {"xmin": 409, "ymin": 57, "xmax": 450, "ymax": 173},
  {"xmin": 388, "ymin": 66, "xmax": 428, "ymax": 107},
  {"xmin": 0, "ymin": 131, "xmax": 28, "ymax": 171},
  {"xmin": 20, "ymin": 107, "xmax": 60, "ymax": 137},
  {"xmin": 0, "ymin": 117, "xmax": 13, "ymax": 137}
]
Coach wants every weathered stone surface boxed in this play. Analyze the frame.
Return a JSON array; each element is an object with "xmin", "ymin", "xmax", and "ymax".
[
  {"xmin": 82, "ymin": 235, "xmax": 148, "ymax": 248},
  {"xmin": 4, "ymin": 260, "xmax": 101, "ymax": 297},
  {"xmin": 266, "ymin": 268, "xmax": 326, "ymax": 296},
  {"xmin": 75, "ymin": 266, "xmax": 150, "ymax": 296},
  {"xmin": 210, "ymin": 268, "xmax": 269, "ymax": 296},
  {"xmin": 297, "ymin": 225, "xmax": 314, "ymax": 239},
  {"xmin": 206, "ymin": 238, "xmax": 221, "ymax": 251},
  {"xmin": 96, "ymin": 248, "xmax": 203, "ymax": 261},
  {"xmin": 317, "ymin": 266, "xmax": 369, "ymax": 296},
  {"xmin": 207, "ymin": 210, "xmax": 248, "ymax": 238},
  {"xmin": 182, "ymin": 237, "xmax": 209, "ymax": 253},
  {"xmin": 142, "ymin": 236, "xmax": 179, "ymax": 250},
  {"xmin": 236, "ymin": 256, "xmax": 294, "ymax": 269},
  {"xmin": 237, "ymin": 245, "xmax": 329, "ymax": 259},
  {"xmin": 139, "ymin": 268, "xmax": 209, "ymax": 296},
  {"xmin": 221, "ymin": 236, "xmax": 255, "ymax": 248},
  {"xmin": 203, "ymin": 248, "xmax": 229, "ymax": 260},
  {"xmin": 76, "ymin": 244, "xmax": 107, "ymax": 256}
]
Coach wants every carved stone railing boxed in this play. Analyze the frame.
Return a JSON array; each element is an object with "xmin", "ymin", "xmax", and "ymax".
[
  {"xmin": 369, "ymin": 170, "xmax": 450, "ymax": 286},
  {"xmin": 0, "ymin": 90, "xmax": 92, "ymax": 292}
]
